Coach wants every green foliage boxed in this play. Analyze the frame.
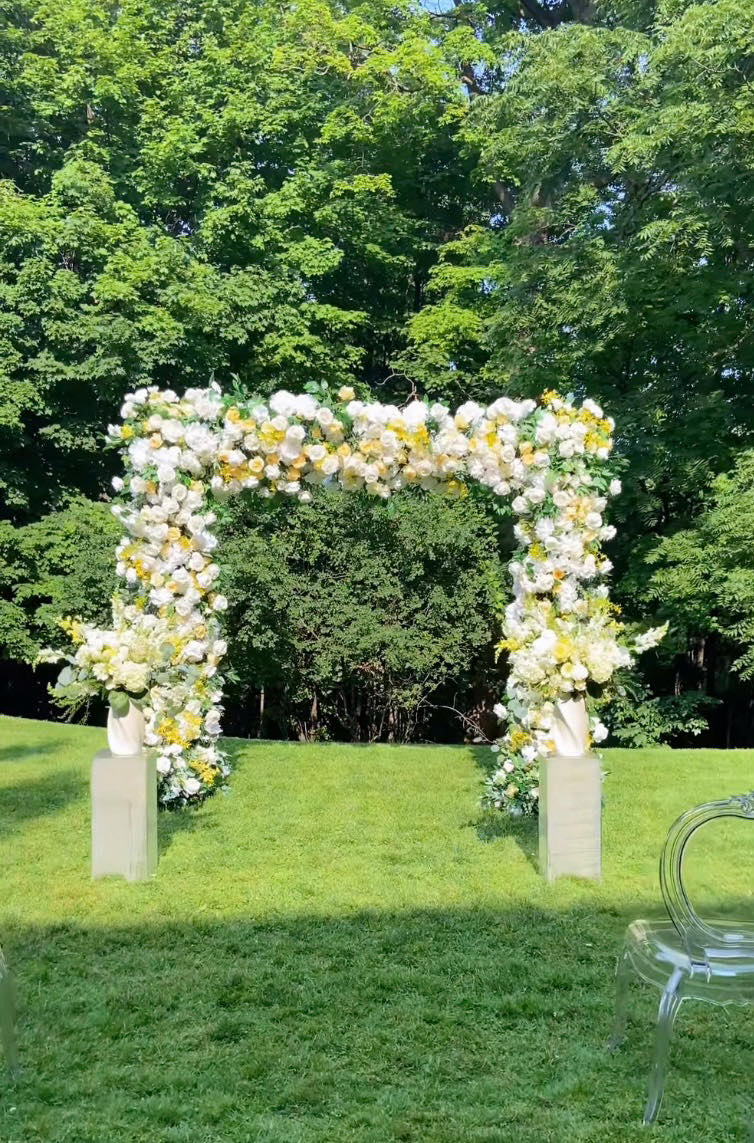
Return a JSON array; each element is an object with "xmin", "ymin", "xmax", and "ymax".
[
  {"xmin": 108, "ymin": 690, "xmax": 130, "ymax": 717},
  {"xmin": 4, "ymin": 0, "xmax": 754, "ymax": 742},
  {"xmin": 644, "ymin": 451, "xmax": 754, "ymax": 682},
  {"xmin": 0, "ymin": 0, "xmax": 485, "ymax": 522},
  {"xmin": 403, "ymin": 0, "xmax": 754, "ymax": 544},
  {"xmin": 0, "ymin": 498, "xmax": 119, "ymax": 662},
  {"xmin": 603, "ymin": 670, "xmax": 717, "ymax": 748},
  {"xmin": 221, "ymin": 490, "xmax": 506, "ymax": 741}
]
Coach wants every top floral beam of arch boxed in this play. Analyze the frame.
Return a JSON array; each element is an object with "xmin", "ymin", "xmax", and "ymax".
[{"xmin": 50, "ymin": 383, "xmax": 665, "ymax": 814}]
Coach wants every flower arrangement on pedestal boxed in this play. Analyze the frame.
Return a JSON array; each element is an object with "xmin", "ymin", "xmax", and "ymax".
[
  {"xmin": 41, "ymin": 599, "xmax": 164, "ymax": 756},
  {"xmin": 45, "ymin": 382, "xmax": 663, "ymax": 809}
]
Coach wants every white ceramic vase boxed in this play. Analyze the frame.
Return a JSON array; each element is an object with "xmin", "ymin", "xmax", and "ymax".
[
  {"xmin": 551, "ymin": 696, "xmax": 590, "ymax": 757},
  {"xmin": 106, "ymin": 700, "xmax": 146, "ymax": 756}
]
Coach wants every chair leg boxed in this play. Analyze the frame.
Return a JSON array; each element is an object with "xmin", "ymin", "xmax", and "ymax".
[
  {"xmin": 643, "ymin": 967, "xmax": 684, "ymax": 1126},
  {"xmin": 608, "ymin": 945, "xmax": 632, "ymax": 1049},
  {"xmin": 0, "ymin": 948, "xmax": 19, "ymax": 1077}
]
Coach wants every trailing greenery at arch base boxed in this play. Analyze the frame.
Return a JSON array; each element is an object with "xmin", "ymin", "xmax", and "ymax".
[{"xmin": 3, "ymin": 0, "xmax": 754, "ymax": 774}]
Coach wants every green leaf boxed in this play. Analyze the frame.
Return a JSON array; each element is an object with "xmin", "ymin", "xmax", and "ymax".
[{"xmin": 109, "ymin": 690, "xmax": 130, "ymax": 717}]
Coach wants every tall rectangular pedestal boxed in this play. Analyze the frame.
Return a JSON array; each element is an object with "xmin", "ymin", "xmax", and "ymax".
[
  {"xmin": 539, "ymin": 753, "xmax": 601, "ymax": 882},
  {"xmin": 91, "ymin": 750, "xmax": 158, "ymax": 881}
]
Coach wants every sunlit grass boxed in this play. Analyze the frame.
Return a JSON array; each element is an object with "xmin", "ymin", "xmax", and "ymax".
[{"xmin": 1, "ymin": 715, "xmax": 754, "ymax": 1140}]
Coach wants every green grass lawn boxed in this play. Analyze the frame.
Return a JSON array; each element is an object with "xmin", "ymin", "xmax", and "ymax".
[{"xmin": 1, "ymin": 715, "xmax": 754, "ymax": 1141}]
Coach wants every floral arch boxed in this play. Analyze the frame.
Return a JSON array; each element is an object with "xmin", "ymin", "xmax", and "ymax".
[{"xmin": 56, "ymin": 382, "xmax": 662, "ymax": 816}]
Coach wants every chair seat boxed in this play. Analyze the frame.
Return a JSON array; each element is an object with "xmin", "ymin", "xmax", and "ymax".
[{"xmin": 624, "ymin": 919, "xmax": 754, "ymax": 1004}]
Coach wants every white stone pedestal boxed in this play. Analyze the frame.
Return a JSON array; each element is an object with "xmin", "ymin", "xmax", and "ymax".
[
  {"xmin": 538, "ymin": 753, "xmax": 601, "ymax": 882},
  {"xmin": 91, "ymin": 750, "xmax": 158, "ymax": 881}
]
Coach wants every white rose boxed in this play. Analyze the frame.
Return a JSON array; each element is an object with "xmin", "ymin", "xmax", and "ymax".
[
  {"xmin": 294, "ymin": 395, "xmax": 318, "ymax": 420},
  {"xmin": 279, "ymin": 439, "xmax": 302, "ymax": 464},
  {"xmin": 161, "ymin": 420, "xmax": 184, "ymax": 443},
  {"xmin": 269, "ymin": 391, "xmax": 298, "ymax": 417},
  {"xmin": 582, "ymin": 398, "xmax": 603, "ymax": 419},
  {"xmin": 403, "ymin": 400, "xmax": 427, "ymax": 428},
  {"xmin": 205, "ymin": 712, "xmax": 222, "ymax": 735}
]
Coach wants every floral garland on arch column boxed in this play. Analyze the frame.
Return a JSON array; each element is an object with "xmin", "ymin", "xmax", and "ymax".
[{"xmin": 53, "ymin": 382, "xmax": 664, "ymax": 813}]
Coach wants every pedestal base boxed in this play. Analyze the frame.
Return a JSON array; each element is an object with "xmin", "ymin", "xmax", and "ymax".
[
  {"xmin": 539, "ymin": 753, "xmax": 601, "ymax": 882},
  {"xmin": 91, "ymin": 750, "xmax": 158, "ymax": 881}
]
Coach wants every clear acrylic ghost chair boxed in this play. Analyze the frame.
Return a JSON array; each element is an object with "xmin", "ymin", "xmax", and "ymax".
[
  {"xmin": 609, "ymin": 792, "xmax": 754, "ymax": 1125},
  {"xmin": 0, "ymin": 944, "xmax": 18, "ymax": 1078}
]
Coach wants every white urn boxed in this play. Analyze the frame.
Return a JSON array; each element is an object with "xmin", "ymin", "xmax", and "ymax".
[
  {"xmin": 551, "ymin": 696, "xmax": 590, "ymax": 757},
  {"xmin": 107, "ymin": 700, "xmax": 146, "ymax": 756}
]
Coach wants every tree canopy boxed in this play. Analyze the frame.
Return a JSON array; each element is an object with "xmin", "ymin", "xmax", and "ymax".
[{"xmin": 2, "ymin": 0, "xmax": 754, "ymax": 745}]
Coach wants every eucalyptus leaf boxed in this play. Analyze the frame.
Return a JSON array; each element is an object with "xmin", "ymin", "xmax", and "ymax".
[{"xmin": 109, "ymin": 691, "xmax": 130, "ymax": 718}]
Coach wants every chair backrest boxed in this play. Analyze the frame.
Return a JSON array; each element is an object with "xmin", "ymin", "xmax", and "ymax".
[{"xmin": 660, "ymin": 792, "xmax": 754, "ymax": 960}]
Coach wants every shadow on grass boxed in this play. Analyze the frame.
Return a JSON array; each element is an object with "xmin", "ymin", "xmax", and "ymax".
[
  {"xmin": 157, "ymin": 804, "xmax": 214, "ymax": 855},
  {"xmin": 466, "ymin": 746, "xmax": 541, "ymax": 871},
  {"xmin": 470, "ymin": 810, "xmax": 539, "ymax": 872},
  {"xmin": 0, "ymin": 769, "xmax": 86, "ymax": 841},
  {"xmin": 0, "ymin": 739, "xmax": 72, "ymax": 764},
  {"xmin": 2, "ymin": 905, "xmax": 753, "ymax": 1142}
]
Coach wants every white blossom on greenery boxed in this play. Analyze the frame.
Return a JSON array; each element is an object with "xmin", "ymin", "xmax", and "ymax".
[{"xmin": 50, "ymin": 383, "xmax": 663, "ymax": 810}]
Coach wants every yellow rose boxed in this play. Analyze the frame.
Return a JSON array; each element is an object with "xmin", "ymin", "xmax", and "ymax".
[{"xmin": 553, "ymin": 640, "xmax": 570, "ymax": 662}]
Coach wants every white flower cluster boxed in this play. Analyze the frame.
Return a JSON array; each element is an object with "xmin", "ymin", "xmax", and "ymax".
[
  {"xmin": 59, "ymin": 382, "xmax": 658, "ymax": 810},
  {"xmin": 482, "ymin": 395, "xmax": 665, "ymax": 815},
  {"xmin": 44, "ymin": 597, "xmax": 171, "ymax": 698}
]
